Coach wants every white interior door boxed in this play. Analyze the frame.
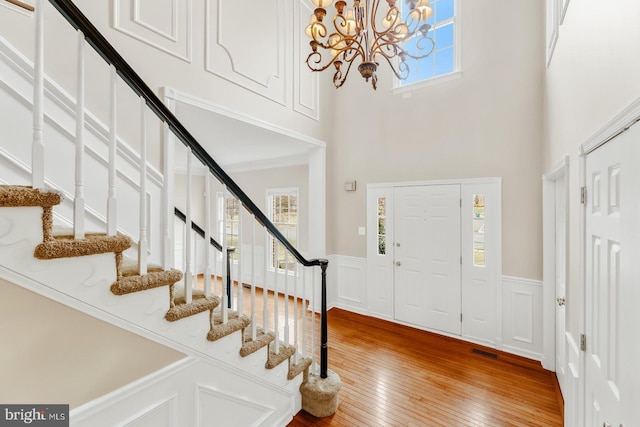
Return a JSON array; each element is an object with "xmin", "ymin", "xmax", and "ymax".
[
  {"xmin": 585, "ymin": 133, "xmax": 623, "ymax": 426},
  {"xmin": 554, "ymin": 175, "xmax": 567, "ymax": 395},
  {"xmin": 394, "ymin": 185, "xmax": 461, "ymax": 335}
]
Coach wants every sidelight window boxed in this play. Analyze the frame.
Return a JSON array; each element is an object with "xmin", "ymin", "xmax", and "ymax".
[{"xmin": 473, "ymin": 194, "xmax": 485, "ymax": 267}]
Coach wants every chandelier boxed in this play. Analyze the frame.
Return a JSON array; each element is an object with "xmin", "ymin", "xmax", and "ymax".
[{"xmin": 305, "ymin": 0, "xmax": 435, "ymax": 90}]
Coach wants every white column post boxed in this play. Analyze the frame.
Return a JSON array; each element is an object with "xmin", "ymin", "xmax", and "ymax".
[
  {"xmin": 161, "ymin": 94, "xmax": 176, "ymax": 270},
  {"xmin": 221, "ymin": 187, "xmax": 228, "ymax": 323},
  {"xmin": 237, "ymin": 207, "xmax": 243, "ymax": 314},
  {"xmin": 73, "ymin": 30, "xmax": 86, "ymax": 240},
  {"xmin": 107, "ymin": 65, "xmax": 118, "ymax": 236},
  {"xmin": 293, "ymin": 262, "xmax": 299, "ymax": 363},
  {"xmin": 204, "ymin": 174, "xmax": 212, "ymax": 297},
  {"xmin": 138, "ymin": 97, "xmax": 148, "ymax": 275},
  {"xmin": 183, "ymin": 150, "xmax": 193, "ymax": 303},
  {"xmin": 263, "ymin": 229, "xmax": 269, "ymax": 334},
  {"xmin": 284, "ymin": 252, "xmax": 290, "ymax": 347},
  {"xmin": 32, "ymin": 0, "xmax": 45, "ymax": 189},
  {"xmin": 273, "ymin": 240, "xmax": 280, "ymax": 354},
  {"xmin": 250, "ymin": 220, "xmax": 257, "ymax": 341}
]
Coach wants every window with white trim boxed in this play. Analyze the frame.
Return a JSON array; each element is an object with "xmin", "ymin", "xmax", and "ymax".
[
  {"xmin": 397, "ymin": 0, "xmax": 459, "ymax": 88},
  {"xmin": 267, "ymin": 188, "xmax": 298, "ymax": 270}
]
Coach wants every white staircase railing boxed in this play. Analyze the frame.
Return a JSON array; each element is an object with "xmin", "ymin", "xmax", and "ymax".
[{"xmin": 27, "ymin": 0, "xmax": 331, "ymax": 378}]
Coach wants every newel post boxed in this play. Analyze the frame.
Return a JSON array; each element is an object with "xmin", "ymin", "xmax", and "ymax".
[
  {"xmin": 300, "ymin": 258, "xmax": 341, "ymax": 418},
  {"xmin": 319, "ymin": 259, "xmax": 329, "ymax": 378}
]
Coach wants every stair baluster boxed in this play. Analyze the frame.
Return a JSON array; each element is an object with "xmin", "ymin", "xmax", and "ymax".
[
  {"xmin": 32, "ymin": 0, "xmax": 44, "ymax": 189},
  {"xmin": 107, "ymin": 64, "xmax": 117, "ymax": 237},
  {"xmin": 73, "ymin": 30, "xmax": 85, "ymax": 240},
  {"xmin": 138, "ymin": 97, "xmax": 148, "ymax": 276},
  {"xmin": 250, "ymin": 220, "xmax": 257, "ymax": 341},
  {"xmin": 204, "ymin": 175, "xmax": 212, "ymax": 298},
  {"xmin": 273, "ymin": 240, "xmax": 280, "ymax": 355},
  {"xmin": 183, "ymin": 149, "xmax": 195, "ymax": 302}
]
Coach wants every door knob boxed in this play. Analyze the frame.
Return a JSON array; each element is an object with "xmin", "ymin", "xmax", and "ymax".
[
  {"xmin": 603, "ymin": 422, "xmax": 611, "ymax": 427},
  {"xmin": 395, "ymin": 261, "xmax": 401, "ymax": 266},
  {"xmin": 556, "ymin": 297, "xmax": 566, "ymax": 306}
]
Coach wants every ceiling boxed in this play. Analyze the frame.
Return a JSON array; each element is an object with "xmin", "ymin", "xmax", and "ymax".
[{"xmin": 174, "ymin": 100, "xmax": 318, "ymax": 173}]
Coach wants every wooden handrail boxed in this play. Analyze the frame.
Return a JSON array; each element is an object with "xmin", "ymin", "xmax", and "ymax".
[{"xmin": 4, "ymin": 0, "xmax": 34, "ymax": 12}]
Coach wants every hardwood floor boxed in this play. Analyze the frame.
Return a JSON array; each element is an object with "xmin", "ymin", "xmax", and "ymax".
[{"xmin": 288, "ymin": 309, "xmax": 563, "ymax": 427}]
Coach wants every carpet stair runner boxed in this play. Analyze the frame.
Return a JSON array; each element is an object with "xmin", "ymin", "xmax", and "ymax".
[{"xmin": 0, "ymin": 184, "xmax": 311, "ymax": 380}]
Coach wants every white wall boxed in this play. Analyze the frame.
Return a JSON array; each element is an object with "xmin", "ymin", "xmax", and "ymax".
[
  {"xmin": 0, "ymin": 278, "xmax": 184, "ymax": 409},
  {"xmin": 327, "ymin": 0, "xmax": 545, "ymax": 281},
  {"xmin": 543, "ymin": 0, "xmax": 640, "ymax": 337}
]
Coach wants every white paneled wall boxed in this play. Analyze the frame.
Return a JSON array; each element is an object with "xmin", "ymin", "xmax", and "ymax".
[
  {"xmin": 205, "ymin": 0, "xmax": 287, "ymax": 104},
  {"xmin": 329, "ymin": 255, "xmax": 546, "ymax": 362},
  {"xmin": 71, "ymin": 357, "xmax": 296, "ymax": 427},
  {"xmin": 113, "ymin": 0, "xmax": 193, "ymax": 62}
]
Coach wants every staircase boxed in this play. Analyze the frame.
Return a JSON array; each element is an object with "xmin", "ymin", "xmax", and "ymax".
[{"xmin": 0, "ymin": 0, "xmax": 339, "ymax": 425}]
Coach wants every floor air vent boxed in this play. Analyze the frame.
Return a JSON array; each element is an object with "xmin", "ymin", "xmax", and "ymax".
[{"xmin": 472, "ymin": 348, "xmax": 499, "ymax": 359}]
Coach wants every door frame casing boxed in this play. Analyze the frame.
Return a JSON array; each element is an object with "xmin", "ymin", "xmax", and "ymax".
[
  {"xmin": 366, "ymin": 177, "xmax": 502, "ymax": 346},
  {"xmin": 542, "ymin": 154, "xmax": 570, "ymax": 374}
]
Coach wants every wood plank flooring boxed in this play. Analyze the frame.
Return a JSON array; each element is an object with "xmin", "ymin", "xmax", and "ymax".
[{"xmin": 288, "ymin": 309, "xmax": 563, "ymax": 427}]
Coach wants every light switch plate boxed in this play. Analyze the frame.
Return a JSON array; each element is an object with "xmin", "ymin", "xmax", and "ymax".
[{"xmin": 358, "ymin": 227, "xmax": 366, "ymax": 236}]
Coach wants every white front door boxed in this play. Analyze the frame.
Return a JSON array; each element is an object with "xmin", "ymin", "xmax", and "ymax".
[
  {"xmin": 584, "ymin": 133, "xmax": 624, "ymax": 426},
  {"xmin": 554, "ymin": 175, "xmax": 567, "ymax": 395},
  {"xmin": 394, "ymin": 185, "xmax": 461, "ymax": 335}
]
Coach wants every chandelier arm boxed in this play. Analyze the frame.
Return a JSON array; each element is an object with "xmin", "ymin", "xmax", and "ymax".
[
  {"xmin": 375, "ymin": 49, "xmax": 406, "ymax": 80},
  {"xmin": 333, "ymin": 54, "xmax": 357, "ymax": 88},
  {"xmin": 306, "ymin": 51, "xmax": 345, "ymax": 73}
]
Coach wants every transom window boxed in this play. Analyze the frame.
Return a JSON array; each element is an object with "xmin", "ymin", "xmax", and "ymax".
[
  {"xmin": 396, "ymin": 0, "xmax": 459, "ymax": 89},
  {"xmin": 267, "ymin": 189, "xmax": 298, "ymax": 270}
]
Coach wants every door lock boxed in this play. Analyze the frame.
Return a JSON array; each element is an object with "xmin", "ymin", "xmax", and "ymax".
[
  {"xmin": 395, "ymin": 261, "xmax": 401, "ymax": 267},
  {"xmin": 556, "ymin": 297, "xmax": 566, "ymax": 306}
]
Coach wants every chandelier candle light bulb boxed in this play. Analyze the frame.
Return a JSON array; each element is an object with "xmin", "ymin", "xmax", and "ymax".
[{"xmin": 305, "ymin": 0, "xmax": 435, "ymax": 89}]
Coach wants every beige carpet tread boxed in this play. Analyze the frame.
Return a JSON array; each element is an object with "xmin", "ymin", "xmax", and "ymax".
[
  {"xmin": 240, "ymin": 329, "xmax": 275, "ymax": 357},
  {"xmin": 111, "ymin": 268, "xmax": 183, "ymax": 295},
  {"xmin": 165, "ymin": 286, "xmax": 220, "ymax": 322},
  {"xmin": 265, "ymin": 344, "xmax": 296, "ymax": 370},
  {"xmin": 207, "ymin": 311, "xmax": 251, "ymax": 342},
  {"xmin": 34, "ymin": 233, "xmax": 132, "ymax": 259},
  {"xmin": 288, "ymin": 357, "xmax": 312, "ymax": 380},
  {"xmin": 0, "ymin": 185, "xmax": 62, "ymax": 207}
]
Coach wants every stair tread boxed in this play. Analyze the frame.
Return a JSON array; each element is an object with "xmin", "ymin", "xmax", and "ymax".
[
  {"xmin": 207, "ymin": 311, "xmax": 251, "ymax": 342},
  {"xmin": 111, "ymin": 268, "xmax": 182, "ymax": 295},
  {"xmin": 288, "ymin": 357, "xmax": 312, "ymax": 380},
  {"xmin": 265, "ymin": 343, "xmax": 296, "ymax": 370},
  {"xmin": 165, "ymin": 285, "xmax": 220, "ymax": 322},
  {"xmin": 240, "ymin": 329, "xmax": 275, "ymax": 357},
  {"xmin": 34, "ymin": 233, "xmax": 132, "ymax": 259},
  {"xmin": 0, "ymin": 185, "xmax": 62, "ymax": 207}
]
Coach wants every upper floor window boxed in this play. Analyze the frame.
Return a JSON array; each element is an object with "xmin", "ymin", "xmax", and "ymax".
[
  {"xmin": 396, "ymin": 0, "xmax": 459, "ymax": 90},
  {"xmin": 267, "ymin": 189, "xmax": 298, "ymax": 270}
]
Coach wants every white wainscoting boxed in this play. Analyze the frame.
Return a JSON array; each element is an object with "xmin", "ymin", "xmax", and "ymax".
[
  {"xmin": 113, "ymin": 0, "xmax": 193, "ymax": 62},
  {"xmin": 71, "ymin": 356, "xmax": 296, "ymax": 427},
  {"xmin": 329, "ymin": 257, "xmax": 545, "ymax": 362},
  {"xmin": 328, "ymin": 255, "xmax": 368, "ymax": 314},
  {"xmin": 501, "ymin": 275, "xmax": 544, "ymax": 361}
]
